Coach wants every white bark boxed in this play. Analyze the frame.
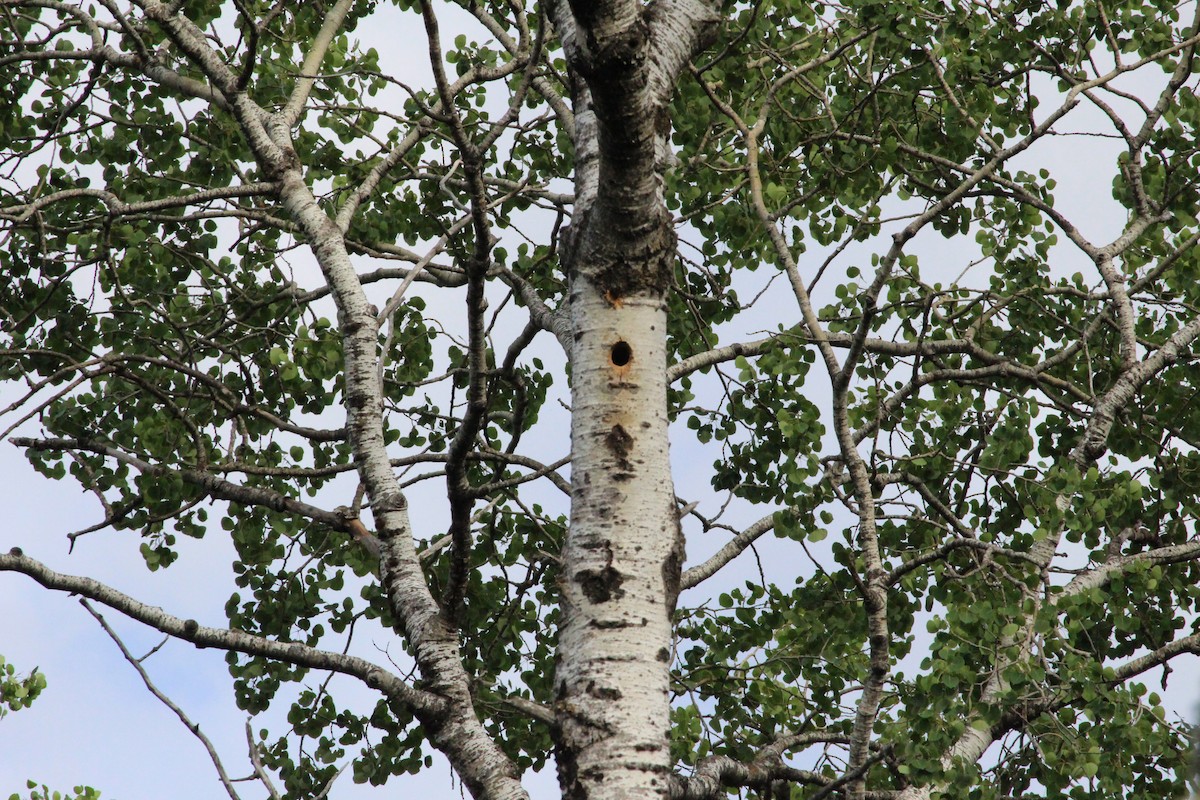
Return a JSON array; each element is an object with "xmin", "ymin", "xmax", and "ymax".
[
  {"xmin": 138, "ymin": 6, "xmax": 531, "ymax": 793},
  {"xmin": 277, "ymin": 166, "xmax": 529, "ymax": 800},
  {"xmin": 558, "ymin": 284, "xmax": 680, "ymax": 799},
  {"xmin": 549, "ymin": 3, "xmax": 717, "ymax": 796}
]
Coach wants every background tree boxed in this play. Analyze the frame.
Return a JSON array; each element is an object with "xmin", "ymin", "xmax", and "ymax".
[{"xmin": 2, "ymin": 0, "xmax": 1200, "ymax": 799}]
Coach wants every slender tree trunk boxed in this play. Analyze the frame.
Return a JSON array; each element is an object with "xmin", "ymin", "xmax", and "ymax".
[
  {"xmin": 549, "ymin": 3, "xmax": 716, "ymax": 797},
  {"xmin": 557, "ymin": 261, "xmax": 682, "ymax": 799}
]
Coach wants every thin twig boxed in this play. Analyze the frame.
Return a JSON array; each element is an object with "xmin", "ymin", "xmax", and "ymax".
[{"xmin": 82, "ymin": 600, "xmax": 242, "ymax": 800}]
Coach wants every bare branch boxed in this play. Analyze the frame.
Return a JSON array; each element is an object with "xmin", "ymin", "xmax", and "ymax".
[
  {"xmin": 82, "ymin": 600, "xmax": 244, "ymax": 800},
  {"xmin": 681, "ymin": 512, "xmax": 775, "ymax": 591},
  {"xmin": 1, "ymin": 551, "xmax": 438, "ymax": 714}
]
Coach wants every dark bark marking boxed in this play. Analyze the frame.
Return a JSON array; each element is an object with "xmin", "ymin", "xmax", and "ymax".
[
  {"xmin": 663, "ymin": 544, "xmax": 682, "ymax": 615},
  {"xmin": 577, "ymin": 18, "xmax": 648, "ymax": 78},
  {"xmin": 590, "ymin": 243, "xmax": 674, "ymax": 304},
  {"xmin": 605, "ymin": 423, "xmax": 633, "ymax": 460},
  {"xmin": 656, "ymin": 647, "xmax": 671, "ymax": 663},
  {"xmin": 604, "ymin": 424, "xmax": 632, "ymax": 454},
  {"xmin": 574, "ymin": 565, "xmax": 625, "ymax": 603},
  {"xmin": 574, "ymin": 539, "xmax": 625, "ymax": 603},
  {"xmin": 580, "ymin": 766, "xmax": 606, "ymax": 782},
  {"xmin": 556, "ymin": 744, "xmax": 586, "ymax": 800},
  {"xmin": 590, "ymin": 618, "xmax": 641, "ymax": 629},
  {"xmin": 586, "ymin": 681, "xmax": 623, "ymax": 700}
]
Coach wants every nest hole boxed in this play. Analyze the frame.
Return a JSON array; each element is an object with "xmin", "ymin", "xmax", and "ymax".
[{"xmin": 611, "ymin": 341, "xmax": 632, "ymax": 367}]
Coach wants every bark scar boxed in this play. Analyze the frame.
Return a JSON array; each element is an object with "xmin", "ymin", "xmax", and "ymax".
[
  {"xmin": 605, "ymin": 424, "xmax": 635, "ymax": 476},
  {"xmin": 573, "ymin": 542, "xmax": 625, "ymax": 603}
]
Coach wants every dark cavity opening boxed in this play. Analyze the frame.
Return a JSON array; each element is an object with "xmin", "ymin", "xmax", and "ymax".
[{"xmin": 611, "ymin": 341, "xmax": 632, "ymax": 367}]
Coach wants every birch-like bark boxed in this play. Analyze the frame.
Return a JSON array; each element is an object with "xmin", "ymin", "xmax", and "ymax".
[
  {"xmin": 119, "ymin": 5, "xmax": 530, "ymax": 798},
  {"xmin": 277, "ymin": 157, "xmax": 527, "ymax": 800},
  {"xmin": 558, "ymin": 284, "xmax": 680, "ymax": 799},
  {"xmin": 551, "ymin": 2, "xmax": 717, "ymax": 798}
]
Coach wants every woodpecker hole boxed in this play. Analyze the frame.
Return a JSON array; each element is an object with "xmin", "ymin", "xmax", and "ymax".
[{"xmin": 611, "ymin": 341, "xmax": 632, "ymax": 367}]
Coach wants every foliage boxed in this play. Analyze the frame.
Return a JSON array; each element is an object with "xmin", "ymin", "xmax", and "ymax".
[
  {"xmin": 0, "ymin": 657, "xmax": 45, "ymax": 719},
  {"xmin": 8, "ymin": 783, "xmax": 101, "ymax": 800},
  {"xmin": 2, "ymin": 0, "xmax": 1199, "ymax": 798}
]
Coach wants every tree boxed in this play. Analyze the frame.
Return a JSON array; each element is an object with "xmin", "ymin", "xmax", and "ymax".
[{"xmin": 2, "ymin": 0, "xmax": 1199, "ymax": 797}]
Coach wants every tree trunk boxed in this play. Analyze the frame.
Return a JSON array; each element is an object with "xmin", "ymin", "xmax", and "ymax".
[
  {"xmin": 550, "ymin": 4, "xmax": 717, "ymax": 797},
  {"xmin": 557, "ymin": 250, "xmax": 682, "ymax": 800}
]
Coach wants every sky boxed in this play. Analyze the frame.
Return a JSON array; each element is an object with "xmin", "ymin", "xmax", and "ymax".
[
  {"xmin": 2, "ymin": 3, "xmax": 1200, "ymax": 800},
  {"xmin": 0, "ymin": 6, "xmax": 481, "ymax": 798}
]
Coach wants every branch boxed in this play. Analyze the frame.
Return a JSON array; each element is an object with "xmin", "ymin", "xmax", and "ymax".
[
  {"xmin": 665, "ymin": 328, "xmax": 1068, "ymax": 387},
  {"xmin": 890, "ymin": 542, "xmax": 1200, "ymax": 799},
  {"xmin": 1057, "ymin": 541, "xmax": 1200, "ymax": 601},
  {"xmin": 11, "ymin": 436, "xmax": 351, "ymax": 531},
  {"xmin": 1, "ymin": 550, "xmax": 439, "ymax": 715},
  {"xmin": 644, "ymin": 0, "xmax": 722, "ymax": 102},
  {"xmin": 139, "ymin": 0, "xmax": 243, "ymax": 97},
  {"xmin": 82, "ymin": 601, "xmax": 243, "ymax": 800},
  {"xmin": 269, "ymin": 123, "xmax": 529, "ymax": 799},
  {"xmin": 0, "ymin": 183, "xmax": 278, "ymax": 223},
  {"xmin": 469, "ymin": 2, "xmax": 574, "ymax": 136},
  {"xmin": 670, "ymin": 758, "xmax": 826, "ymax": 800},
  {"xmin": 1110, "ymin": 631, "xmax": 1200, "ymax": 682},
  {"xmin": 670, "ymin": 733, "xmax": 894, "ymax": 800},
  {"xmin": 681, "ymin": 512, "xmax": 775, "ymax": 590},
  {"xmin": 245, "ymin": 721, "xmax": 284, "ymax": 800},
  {"xmin": 0, "ymin": 0, "xmax": 227, "ymax": 106},
  {"xmin": 1071, "ymin": 313, "xmax": 1200, "ymax": 464},
  {"xmin": 668, "ymin": 338, "xmax": 773, "ymax": 383},
  {"xmin": 281, "ymin": 0, "xmax": 356, "ymax": 127},
  {"xmin": 808, "ymin": 747, "xmax": 894, "ymax": 800},
  {"xmin": 502, "ymin": 695, "xmax": 557, "ymax": 727}
]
